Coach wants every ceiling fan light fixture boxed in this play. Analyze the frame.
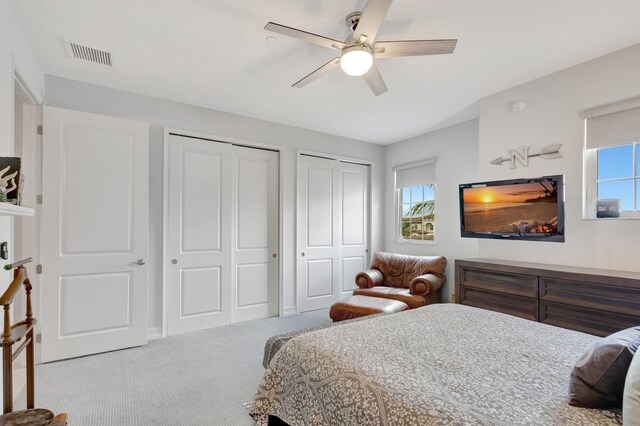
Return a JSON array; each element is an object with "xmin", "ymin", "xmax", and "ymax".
[{"xmin": 340, "ymin": 45, "xmax": 373, "ymax": 76}]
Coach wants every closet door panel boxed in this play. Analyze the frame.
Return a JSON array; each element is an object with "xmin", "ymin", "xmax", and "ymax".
[
  {"xmin": 339, "ymin": 163, "xmax": 370, "ymax": 297},
  {"xmin": 297, "ymin": 155, "xmax": 370, "ymax": 312},
  {"xmin": 166, "ymin": 135, "xmax": 232, "ymax": 335},
  {"xmin": 297, "ymin": 156, "xmax": 340, "ymax": 312},
  {"xmin": 232, "ymin": 147, "xmax": 279, "ymax": 323}
]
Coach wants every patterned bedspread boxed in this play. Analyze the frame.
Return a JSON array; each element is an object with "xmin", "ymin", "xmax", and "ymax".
[
  {"xmin": 262, "ymin": 314, "xmax": 379, "ymax": 369},
  {"xmin": 251, "ymin": 304, "xmax": 622, "ymax": 425}
]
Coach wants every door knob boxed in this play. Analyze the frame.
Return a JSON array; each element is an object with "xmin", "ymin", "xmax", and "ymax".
[
  {"xmin": 272, "ymin": 253, "xmax": 277, "ymax": 259},
  {"xmin": 130, "ymin": 259, "xmax": 146, "ymax": 266},
  {"xmin": 171, "ymin": 259, "xmax": 178, "ymax": 265},
  {"xmin": 301, "ymin": 252, "xmax": 305, "ymax": 257}
]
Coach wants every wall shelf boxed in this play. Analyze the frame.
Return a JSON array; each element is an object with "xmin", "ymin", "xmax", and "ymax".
[{"xmin": 0, "ymin": 204, "xmax": 34, "ymax": 217}]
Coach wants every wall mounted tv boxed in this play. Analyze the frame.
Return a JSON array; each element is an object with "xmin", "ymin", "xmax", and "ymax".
[{"xmin": 459, "ymin": 175, "xmax": 565, "ymax": 242}]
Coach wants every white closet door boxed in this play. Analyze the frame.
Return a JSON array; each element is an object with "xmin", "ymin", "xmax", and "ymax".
[
  {"xmin": 41, "ymin": 107, "xmax": 149, "ymax": 362},
  {"xmin": 232, "ymin": 146, "xmax": 279, "ymax": 323},
  {"xmin": 339, "ymin": 162, "xmax": 369, "ymax": 297},
  {"xmin": 298, "ymin": 155, "xmax": 339, "ymax": 312},
  {"xmin": 166, "ymin": 135, "xmax": 233, "ymax": 335},
  {"xmin": 166, "ymin": 135, "xmax": 279, "ymax": 335},
  {"xmin": 297, "ymin": 155, "xmax": 370, "ymax": 312}
]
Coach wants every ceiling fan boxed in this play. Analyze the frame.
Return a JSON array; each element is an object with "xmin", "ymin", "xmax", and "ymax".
[{"xmin": 264, "ymin": 0, "xmax": 458, "ymax": 96}]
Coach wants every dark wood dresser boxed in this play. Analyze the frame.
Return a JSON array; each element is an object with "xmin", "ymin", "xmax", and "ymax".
[{"xmin": 455, "ymin": 258, "xmax": 640, "ymax": 337}]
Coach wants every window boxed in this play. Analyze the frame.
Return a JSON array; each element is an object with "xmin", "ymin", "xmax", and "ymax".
[
  {"xmin": 582, "ymin": 96, "xmax": 640, "ymax": 219},
  {"xmin": 394, "ymin": 159, "xmax": 436, "ymax": 243},
  {"xmin": 596, "ymin": 143, "xmax": 639, "ymax": 213},
  {"xmin": 399, "ymin": 185, "xmax": 436, "ymax": 241}
]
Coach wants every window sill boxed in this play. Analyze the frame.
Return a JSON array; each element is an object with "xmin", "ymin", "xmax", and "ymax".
[
  {"xmin": 581, "ymin": 214, "xmax": 640, "ymax": 220},
  {"xmin": 395, "ymin": 238, "xmax": 437, "ymax": 245}
]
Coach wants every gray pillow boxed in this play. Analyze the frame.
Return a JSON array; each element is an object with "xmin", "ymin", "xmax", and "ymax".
[
  {"xmin": 569, "ymin": 326, "xmax": 640, "ymax": 408},
  {"xmin": 624, "ymin": 350, "xmax": 640, "ymax": 426}
]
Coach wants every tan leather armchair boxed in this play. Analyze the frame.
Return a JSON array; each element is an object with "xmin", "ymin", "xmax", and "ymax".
[{"xmin": 354, "ymin": 252, "xmax": 447, "ymax": 308}]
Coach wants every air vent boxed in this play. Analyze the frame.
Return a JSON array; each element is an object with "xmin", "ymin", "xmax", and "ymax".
[{"xmin": 63, "ymin": 39, "xmax": 113, "ymax": 67}]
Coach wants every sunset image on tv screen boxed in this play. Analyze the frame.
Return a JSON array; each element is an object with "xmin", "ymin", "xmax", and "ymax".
[{"xmin": 462, "ymin": 180, "xmax": 559, "ymax": 234}]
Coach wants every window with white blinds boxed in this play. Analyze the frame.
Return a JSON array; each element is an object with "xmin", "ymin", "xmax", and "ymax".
[
  {"xmin": 393, "ymin": 158, "xmax": 437, "ymax": 243},
  {"xmin": 582, "ymin": 96, "xmax": 640, "ymax": 218},
  {"xmin": 583, "ymin": 96, "xmax": 640, "ymax": 150}
]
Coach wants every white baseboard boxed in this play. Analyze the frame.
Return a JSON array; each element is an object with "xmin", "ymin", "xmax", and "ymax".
[
  {"xmin": 282, "ymin": 306, "xmax": 297, "ymax": 317},
  {"xmin": 147, "ymin": 327, "xmax": 163, "ymax": 341}
]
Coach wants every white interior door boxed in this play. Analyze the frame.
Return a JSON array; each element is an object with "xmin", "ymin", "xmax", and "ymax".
[
  {"xmin": 41, "ymin": 107, "xmax": 149, "ymax": 362},
  {"xmin": 166, "ymin": 135, "xmax": 232, "ymax": 335},
  {"xmin": 232, "ymin": 146, "xmax": 279, "ymax": 323},
  {"xmin": 166, "ymin": 135, "xmax": 279, "ymax": 335},
  {"xmin": 297, "ymin": 155, "xmax": 370, "ymax": 312}
]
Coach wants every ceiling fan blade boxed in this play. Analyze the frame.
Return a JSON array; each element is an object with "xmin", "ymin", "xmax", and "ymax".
[
  {"xmin": 362, "ymin": 63, "xmax": 388, "ymax": 96},
  {"xmin": 351, "ymin": 0, "xmax": 393, "ymax": 44},
  {"xmin": 265, "ymin": 22, "xmax": 346, "ymax": 50},
  {"xmin": 292, "ymin": 57, "xmax": 341, "ymax": 88},
  {"xmin": 374, "ymin": 39, "xmax": 457, "ymax": 58}
]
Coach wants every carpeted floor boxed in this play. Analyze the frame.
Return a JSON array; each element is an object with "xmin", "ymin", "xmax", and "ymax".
[{"xmin": 17, "ymin": 309, "xmax": 330, "ymax": 426}]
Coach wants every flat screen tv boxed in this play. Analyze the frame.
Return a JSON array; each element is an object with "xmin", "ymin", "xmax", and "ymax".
[{"xmin": 459, "ymin": 175, "xmax": 565, "ymax": 242}]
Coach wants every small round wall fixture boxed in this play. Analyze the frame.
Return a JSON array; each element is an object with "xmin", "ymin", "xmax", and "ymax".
[
  {"xmin": 340, "ymin": 45, "xmax": 373, "ymax": 76},
  {"xmin": 508, "ymin": 101, "xmax": 526, "ymax": 112}
]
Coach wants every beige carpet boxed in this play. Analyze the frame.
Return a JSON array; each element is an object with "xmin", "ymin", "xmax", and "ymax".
[{"xmin": 17, "ymin": 309, "xmax": 330, "ymax": 426}]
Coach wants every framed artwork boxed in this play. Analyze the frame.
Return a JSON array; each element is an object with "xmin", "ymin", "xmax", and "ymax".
[{"xmin": 0, "ymin": 157, "xmax": 22, "ymax": 204}]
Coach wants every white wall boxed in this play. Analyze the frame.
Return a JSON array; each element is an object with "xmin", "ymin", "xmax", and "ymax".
[
  {"xmin": 0, "ymin": 0, "xmax": 43, "ymax": 264},
  {"xmin": 384, "ymin": 119, "xmax": 480, "ymax": 300},
  {"xmin": 382, "ymin": 42, "xmax": 640, "ymax": 294},
  {"xmin": 0, "ymin": 0, "xmax": 43, "ymax": 403},
  {"xmin": 476, "ymin": 43, "xmax": 640, "ymax": 272},
  {"xmin": 44, "ymin": 75, "xmax": 386, "ymax": 332},
  {"xmin": 0, "ymin": 2, "xmax": 43, "ymax": 301},
  {"xmin": 0, "ymin": 2, "xmax": 43, "ymax": 106},
  {"xmin": 1, "ymin": 0, "xmax": 43, "ymax": 158}
]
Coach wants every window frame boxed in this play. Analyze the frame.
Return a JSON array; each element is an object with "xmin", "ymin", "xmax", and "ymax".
[
  {"xmin": 396, "ymin": 184, "xmax": 437, "ymax": 244},
  {"xmin": 393, "ymin": 157, "xmax": 438, "ymax": 244},
  {"xmin": 584, "ymin": 141, "xmax": 640, "ymax": 219}
]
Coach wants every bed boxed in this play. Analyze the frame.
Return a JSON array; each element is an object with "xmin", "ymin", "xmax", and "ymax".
[{"xmin": 251, "ymin": 304, "xmax": 622, "ymax": 425}]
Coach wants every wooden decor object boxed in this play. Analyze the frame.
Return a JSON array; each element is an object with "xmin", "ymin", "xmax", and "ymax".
[
  {"xmin": 1, "ymin": 258, "xmax": 36, "ymax": 414},
  {"xmin": 455, "ymin": 258, "xmax": 640, "ymax": 337},
  {"xmin": 0, "ymin": 410, "xmax": 67, "ymax": 426},
  {"xmin": 0, "ymin": 258, "xmax": 67, "ymax": 425}
]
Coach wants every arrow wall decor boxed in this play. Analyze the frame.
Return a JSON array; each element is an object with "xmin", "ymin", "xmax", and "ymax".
[{"xmin": 490, "ymin": 144, "xmax": 562, "ymax": 169}]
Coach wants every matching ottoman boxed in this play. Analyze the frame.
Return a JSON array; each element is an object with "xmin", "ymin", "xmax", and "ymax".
[{"xmin": 329, "ymin": 295, "xmax": 408, "ymax": 322}]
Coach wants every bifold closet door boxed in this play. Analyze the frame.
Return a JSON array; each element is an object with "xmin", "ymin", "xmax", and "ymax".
[
  {"xmin": 166, "ymin": 135, "xmax": 279, "ymax": 335},
  {"xmin": 338, "ymin": 162, "xmax": 370, "ymax": 298},
  {"xmin": 166, "ymin": 135, "xmax": 233, "ymax": 335},
  {"xmin": 41, "ymin": 107, "xmax": 149, "ymax": 362},
  {"xmin": 297, "ymin": 155, "xmax": 369, "ymax": 313},
  {"xmin": 232, "ymin": 146, "xmax": 279, "ymax": 323}
]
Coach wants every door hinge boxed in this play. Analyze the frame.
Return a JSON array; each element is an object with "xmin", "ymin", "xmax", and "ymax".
[
  {"xmin": 36, "ymin": 264, "xmax": 42, "ymax": 274},
  {"xmin": 37, "ymin": 125, "xmax": 43, "ymax": 136},
  {"xmin": 36, "ymin": 333, "xmax": 42, "ymax": 344},
  {"xmin": 36, "ymin": 194, "xmax": 42, "ymax": 205}
]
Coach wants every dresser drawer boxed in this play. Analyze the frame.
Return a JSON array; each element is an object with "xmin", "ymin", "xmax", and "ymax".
[
  {"xmin": 540, "ymin": 301, "xmax": 640, "ymax": 337},
  {"xmin": 539, "ymin": 277, "xmax": 640, "ymax": 316},
  {"xmin": 461, "ymin": 287, "xmax": 539, "ymax": 321},
  {"xmin": 459, "ymin": 267, "xmax": 538, "ymax": 298}
]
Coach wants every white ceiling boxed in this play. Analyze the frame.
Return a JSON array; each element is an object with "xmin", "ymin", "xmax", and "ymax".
[{"xmin": 9, "ymin": 0, "xmax": 640, "ymax": 144}]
